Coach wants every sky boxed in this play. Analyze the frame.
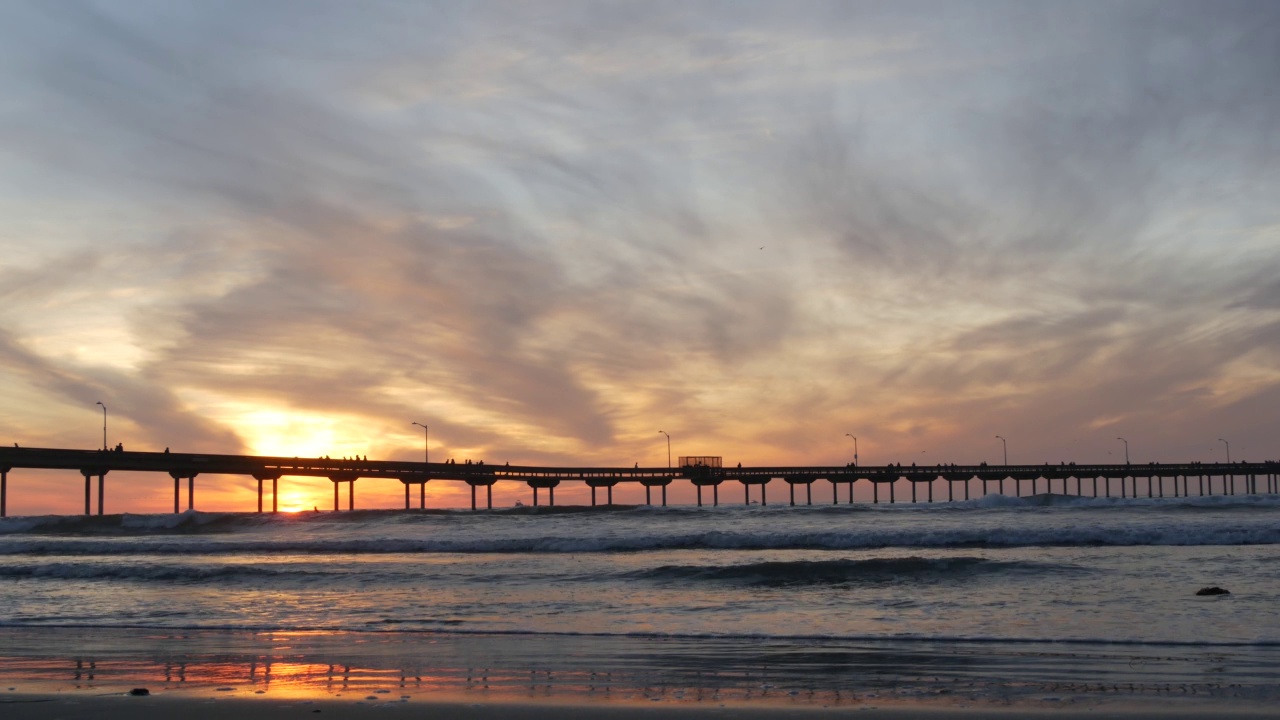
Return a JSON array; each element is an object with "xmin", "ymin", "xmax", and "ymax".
[{"xmin": 1, "ymin": 0, "xmax": 1278, "ymax": 513}]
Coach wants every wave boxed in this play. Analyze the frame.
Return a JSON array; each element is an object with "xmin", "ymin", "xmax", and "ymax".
[
  {"xmin": 2, "ymin": 495, "xmax": 1278, "ymax": 555},
  {"xmin": 3, "ymin": 520, "xmax": 1278, "ymax": 555},
  {"xmin": 0, "ymin": 562, "xmax": 327, "ymax": 582},
  {"xmin": 625, "ymin": 556, "xmax": 1084, "ymax": 587}
]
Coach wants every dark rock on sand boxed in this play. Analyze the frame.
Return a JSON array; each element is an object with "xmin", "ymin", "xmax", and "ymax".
[
  {"xmin": 1196, "ymin": 586, "xmax": 1230, "ymax": 596},
  {"xmin": 129, "ymin": 688, "xmax": 150, "ymax": 696}
]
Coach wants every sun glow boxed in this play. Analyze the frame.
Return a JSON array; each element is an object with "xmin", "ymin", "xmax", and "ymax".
[{"xmin": 221, "ymin": 406, "xmax": 377, "ymax": 459}]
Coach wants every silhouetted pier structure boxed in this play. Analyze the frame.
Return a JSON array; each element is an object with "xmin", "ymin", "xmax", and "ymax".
[{"xmin": 0, "ymin": 446, "xmax": 1275, "ymax": 516}]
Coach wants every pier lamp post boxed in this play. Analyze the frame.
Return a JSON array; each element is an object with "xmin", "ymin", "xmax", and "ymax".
[
  {"xmin": 995, "ymin": 435, "xmax": 1007, "ymax": 465},
  {"xmin": 411, "ymin": 422, "xmax": 429, "ymax": 464},
  {"xmin": 658, "ymin": 431, "xmax": 670, "ymax": 468},
  {"xmin": 1117, "ymin": 437, "xmax": 1129, "ymax": 464},
  {"xmin": 95, "ymin": 401, "xmax": 107, "ymax": 450},
  {"xmin": 845, "ymin": 434, "xmax": 858, "ymax": 465},
  {"xmin": 1218, "ymin": 438, "xmax": 1231, "ymax": 463}
]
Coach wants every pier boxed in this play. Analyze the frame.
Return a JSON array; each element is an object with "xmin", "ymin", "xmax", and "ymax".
[{"xmin": 0, "ymin": 446, "xmax": 1275, "ymax": 516}]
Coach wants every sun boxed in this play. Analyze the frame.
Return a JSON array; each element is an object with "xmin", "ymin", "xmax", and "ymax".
[{"xmin": 211, "ymin": 404, "xmax": 373, "ymax": 459}]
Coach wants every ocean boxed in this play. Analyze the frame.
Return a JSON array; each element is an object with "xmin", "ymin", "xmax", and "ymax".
[{"xmin": 2, "ymin": 493, "xmax": 1279, "ymax": 710}]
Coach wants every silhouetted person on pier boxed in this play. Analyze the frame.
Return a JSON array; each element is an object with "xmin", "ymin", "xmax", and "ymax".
[{"xmin": 164, "ymin": 447, "xmax": 169, "ymax": 453}]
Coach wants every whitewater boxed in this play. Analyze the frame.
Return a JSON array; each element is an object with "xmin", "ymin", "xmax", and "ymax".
[{"xmin": 1, "ymin": 493, "xmax": 1277, "ymax": 641}]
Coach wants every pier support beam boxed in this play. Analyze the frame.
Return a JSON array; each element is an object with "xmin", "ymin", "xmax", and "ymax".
[
  {"xmin": 81, "ymin": 469, "xmax": 108, "ymax": 515},
  {"xmin": 465, "ymin": 480, "xmax": 496, "ymax": 510},
  {"xmin": 402, "ymin": 480, "xmax": 428, "ymax": 510},
  {"xmin": 329, "ymin": 476, "xmax": 357, "ymax": 511},
  {"xmin": 586, "ymin": 480, "xmax": 618, "ymax": 508},
  {"xmin": 642, "ymin": 479, "xmax": 670, "ymax": 508},
  {"xmin": 1, "ymin": 469, "xmax": 6, "ymax": 517},
  {"xmin": 170, "ymin": 472, "xmax": 197, "ymax": 513},
  {"xmin": 526, "ymin": 480, "xmax": 557, "ymax": 509}
]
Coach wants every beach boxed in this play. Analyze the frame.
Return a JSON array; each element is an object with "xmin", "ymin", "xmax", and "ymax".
[{"xmin": 2, "ymin": 496, "xmax": 1278, "ymax": 716}]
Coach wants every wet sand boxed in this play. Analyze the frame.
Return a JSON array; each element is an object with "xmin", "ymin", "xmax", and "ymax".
[
  {"xmin": 3, "ymin": 690, "xmax": 1279, "ymax": 720},
  {"xmin": 2, "ymin": 627, "xmax": 1278, "ymax": 718}
]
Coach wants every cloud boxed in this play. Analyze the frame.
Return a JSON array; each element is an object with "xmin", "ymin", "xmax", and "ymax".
[{"xmin": 0, "ymin": 1, "xmax": 1278, "ymax": 513}]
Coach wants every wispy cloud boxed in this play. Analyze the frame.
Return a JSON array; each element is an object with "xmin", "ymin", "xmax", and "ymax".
[{"xmin": 1, "ymin": 1, "xmax": 1278, "ymax": 511}]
